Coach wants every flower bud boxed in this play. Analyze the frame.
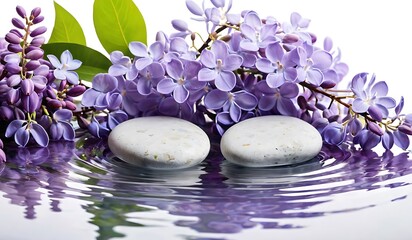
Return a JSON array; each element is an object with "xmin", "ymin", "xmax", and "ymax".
[
  {"xmin": 67, "ymin": 85, "xmax": 86, "ymax": 97},
  {"xmin": 26, "ymin": 49, "xmax": 44, "ymax": 60},
  {"xmin": 12, "ymin": 18, "xmax": 25, "ymax": 29},
  {"xmin": 320, "ymin": 80, "xmax": 336, "ymax": 89},
  {"xmin": 7, "ymin": 88, "xmax": 20, "ymax": 104},
  {"xmin": 282, "ymin": 34, "xmax": 299, "ymax": 43},
  {"xmin": 5, "ymin": 63, "xmax": 21, "ymax": 74},
  {"xmin": 190, "ymin": 32, "xmax": 196, "ymax": 41},
  {"xmin": 45, "ymin": 88, "xmax": 57, "ymax": 99},
  {"xmin": 30, "ymin": 36, "xmax": 45, "ymax": 47},
  {"xmin": 171, "ymin": 19, "xmax": 189, "ymax": 32},
  {"xmin": 30, "ymin": 26, "xmax": 47, "ymax": 37},
  {"xmin": 25, "ymin": 60, "xmax": 41, "ymax": 71},
  {"xmin": 22, "ymin": 92, "xmax": 40, "ymax": 113},
  {"xmin": 30, "ymin": 7, "xmax": 41, "ymax": 19},
  {"xmin": 309, "ymin": 32, "xmax": 317, "ymax": 44},
  {"xmin": 219, "ymin": 34, "xmax": 231, "ymax": 42},
  {"xmin": 47, "ymin": 99, "xmax": 63, "ymax": 109},
  {"xmin": 398, "ymin": 124, "xmax": 412, "ymax": 135},
  {"xmin": 5, "ymin": 32, "xmax": 21, "ymax": 44},
  {"xmin": 7, "ymin": 43, "xmax": 22, "ymax": 53},
  {"xmin": 0, "ymin": 106, "xmax": 14, "ymax": 121},
  {"xmin": 32, "ymin": 75, "xmax": 47, "ymax": 92},
  {"xmin": 9, "ymin": 29, "xmax": 23, "ymax": 38},
  {"xmin": 58, "ymin": 80, "xmax": 67, "ymax": 92},
  {"xmin": 367, "ymin": 122, "xmax": 384, "ymax": 136},
  {"xmin": 33, "ymin": 16, "xmax": 44, "ymax": 24},
  {"xmin": 77, "ymin": 116, "xmax": 90, "ymax": 129},
  {"xmin": 65, "ymin": 100, "xmax": 77, "ymax": 111},
  {"xmin": 16, "ymin": 6, "xmax": 27, "ymax": 18},
  {"xmin": 6, "ymin": 75, "xmax": 21, "ymax": 87},
  {"xmin": 21, "ymin": 79, "xmax": 34, "ymax": 95}
]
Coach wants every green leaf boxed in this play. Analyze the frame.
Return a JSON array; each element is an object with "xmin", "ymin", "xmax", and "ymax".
[
  {"xmin": 93, "ymin": 0, "xmax": 147, "ymax": 57},
  {"xmin": 42, "ymin": 43, "xmax": 111, "ymax": 82},
  {"xmin": 48, "ymin": 1, "xmax": 86, "ymax": 45}
]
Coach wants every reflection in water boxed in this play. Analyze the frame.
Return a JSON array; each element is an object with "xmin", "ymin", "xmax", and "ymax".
[{"xmin": 0, "ymin": 138, "xmax": 412, "ymax": 238}]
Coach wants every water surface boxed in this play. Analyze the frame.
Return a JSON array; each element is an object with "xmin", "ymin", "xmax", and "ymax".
[{"xmin": 1, "ymin": 137, "xmax": 412, "ymax": 240}]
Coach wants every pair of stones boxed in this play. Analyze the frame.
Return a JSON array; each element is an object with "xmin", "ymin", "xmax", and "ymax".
[{"xmin": 108, "ymin": 116, "xmax": 323, "ymax": 170}]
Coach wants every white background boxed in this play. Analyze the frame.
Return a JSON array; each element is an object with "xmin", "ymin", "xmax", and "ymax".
[{"xmin": 1, "ymin": 0, "xmax": 411, "ymax": 112}]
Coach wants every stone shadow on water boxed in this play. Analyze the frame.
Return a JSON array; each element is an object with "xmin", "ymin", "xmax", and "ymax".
[{"xmin": 0, "ymin": 138, "xmax": 412, "ymax": 238}]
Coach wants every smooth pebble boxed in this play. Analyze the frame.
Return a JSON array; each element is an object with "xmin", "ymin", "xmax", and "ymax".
[
  {"xmin": 220, "ymin": 115, "xmax": 323, "ymax": 167},
  {"xmin": 108, "ymin": 116, "xmax": 210, "ymax": 170}
]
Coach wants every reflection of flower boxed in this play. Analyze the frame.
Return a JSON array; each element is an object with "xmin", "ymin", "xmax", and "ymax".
[{"xmin": 0, "ymin": 141, "xmax": 75, "ymax": 219}]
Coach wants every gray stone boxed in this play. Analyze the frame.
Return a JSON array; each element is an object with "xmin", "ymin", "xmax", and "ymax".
[
  {"xmin": 108, "ymin": 116, "xmax": 210, "ymax": 170},
  {"xmin": 220, "ymin": 115, "xmax": 322, "ymax": 167}
]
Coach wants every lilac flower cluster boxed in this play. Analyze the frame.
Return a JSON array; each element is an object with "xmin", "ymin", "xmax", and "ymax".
[
  {"xmin": 0, "ymin": 6, "xmax": 84, "ymax": 160},
  {"xmin": 81, "ymin": 0, "xmax": 412, "ymax": 151}
]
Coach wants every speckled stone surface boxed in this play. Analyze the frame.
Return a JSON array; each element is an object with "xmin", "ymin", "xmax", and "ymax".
[
  {"xmin": 220, "ymin": 115, "xmax": 322, "ymax": 167},
  {"xmin": 108, "ymin": 116, "xmax": 210, "ymax": 170}
]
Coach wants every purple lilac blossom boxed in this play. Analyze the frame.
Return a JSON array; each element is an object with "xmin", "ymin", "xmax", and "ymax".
[
  {"xmin": 0, "ymin": 6, "xmax": 82, "ymax": 156},
  {"xmin": 198, "ymin": 40, "xmax": 243, "ymax": 91},
  {"xmin": 48, "ymin": 50, "xmax": 82, "ymax": 85}
]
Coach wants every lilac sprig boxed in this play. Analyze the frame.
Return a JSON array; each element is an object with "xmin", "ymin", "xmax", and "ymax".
[
  {"xmin": 79, "ymin": 0, "xmax": 411, "ymax": 152},
  {"xmin": 0, "ymin": 6, "xmax": 84, "ymax": 161}
]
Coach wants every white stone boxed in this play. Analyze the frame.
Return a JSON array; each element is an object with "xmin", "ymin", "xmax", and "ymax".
[
  {"xmin": 220, "ymin": 115, "xmax": 323, "ymax": 167},
  {"xmin": 108, "ymin": 116, "xmax": 210, "ymax": 170}
]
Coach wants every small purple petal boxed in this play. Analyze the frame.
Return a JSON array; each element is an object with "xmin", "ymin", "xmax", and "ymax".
[
  {"xmin": 186, "ymin": 0, "xmax": 204, "ymax": 16},
  {"xmin": 61, "ymin": 121, "xmax": 75, "ymax": 141},
  {"xmin": 223, "ymin": 54, "xmax": 243, "ymax": 71},
  {"xmin": 204, "ymin": 89, "xmax": 228, "ymax": 109},
  {"xmin": 394, "ymin": 131, "xmax": 410, "ymax": 150},
  {"xmin": 215, "ymin": 71, "xmax": 236, "ymax": 91},
  {"xmin": 198, "ymin": 68, "xmax": 218, "ymax": 81},
  {"xmin": 5, "ymin": 120, "xmax": 24, "ymax": 137},
  {"xmin": 173, "ymin": 85, "xmax": 189, "ymax": 103},
  {"xmin": 15, "ymin": 127, "xmax": 29, "ymax": 147},
  {"xmin": 129, "ymin": 41, "xmax": 148, "ymax": 57},
  {"xmin": 157, "ymin": 78, "xmax": 177, "ymax": 94},
  {"xmin": 54, "ymin": 109, "xmax": 73, "ymax": 122},
  {"xmin": 234, "ymin": 91, "xmax": 257, "ymax": 110}
]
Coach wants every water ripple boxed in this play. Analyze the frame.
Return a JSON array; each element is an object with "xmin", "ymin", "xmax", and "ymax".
[{"xmin": 1, "ymin": 137, "xmax": 412, "ymax": 236}]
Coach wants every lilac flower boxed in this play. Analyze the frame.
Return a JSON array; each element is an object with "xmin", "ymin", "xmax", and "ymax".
[
  {"xmin": 169, "ymin": 37, "xmax": 197, "ymax": 61},
  {"xmin": 5, "ymin": 119, "xmax": 49, "ymax": 147},
  {"xmin": 129, "ymin": 41, "xmax": 164, "ymax": 70},
  {"xmin": 256, "ymin": 81, "xmax": 299, "ymax": 116},
  {"xmin": 353, "ymin": 129, "xmax": 381, "ymax": 150},
  {"xmin": 136, "ymin": 62, "xmax": 165, "ymax": 95},
  {"xmin": 284, "ymin": 43, "xmax": 333, "ymax": 86},
  {"xmin": 281, "ymin": 12, "xmax": 312, "ymax": 43},
  {"xmin": 157, "ymin": 59, "xmax": 204, "ymax": 103},
  {"xmin": 116, "ymin": 76, "xmax": 140, "ymax": 116},
  {"xmin": 108, "ymin": 51, "xmax": 137, "ymax": 80},
  {"xmin": 204, "ymin": 89, "xmax": 257, "ymax": 122},
  {"xmin": 82, "ymin": 73, "xmax": 118, "ymax": 110},
  {"xmin": 321, "ymin": 122, "xmax": 346, "ymax": 145},
  {"xmin": 240, "ymin": 11, "xmax": 278, "ymax": 52},
  {"xmin": 86, "ymin": 116, "xmax": 110, "ymax": 138},
  {"xmin": 255, "ymin": 42, "xmax": 297, "ymax": 88},
  {"xmin": 198, "ymin": 40, "xmax": 243, "ymax": 91},
  {"xmin": 107, "ymin": 110, "xmax": 128, "ymax": 130},
  {"xmin": 351, "ymin": 73, "xmax": 396, "ymax": 121},
  {"xmin": 47, "ymin": 50, "xmax": 82, "ymax": 85},
  {"xmin": 49, "ymin": 109, "xmax": 75, "ymax": 141},
  {"xmin": 228, "ymin": 32, "xmax": 257, "ymax": 67},
  {"xmin": 186, "ymin": 0, "xmax": 239, "ymax": 32}
]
